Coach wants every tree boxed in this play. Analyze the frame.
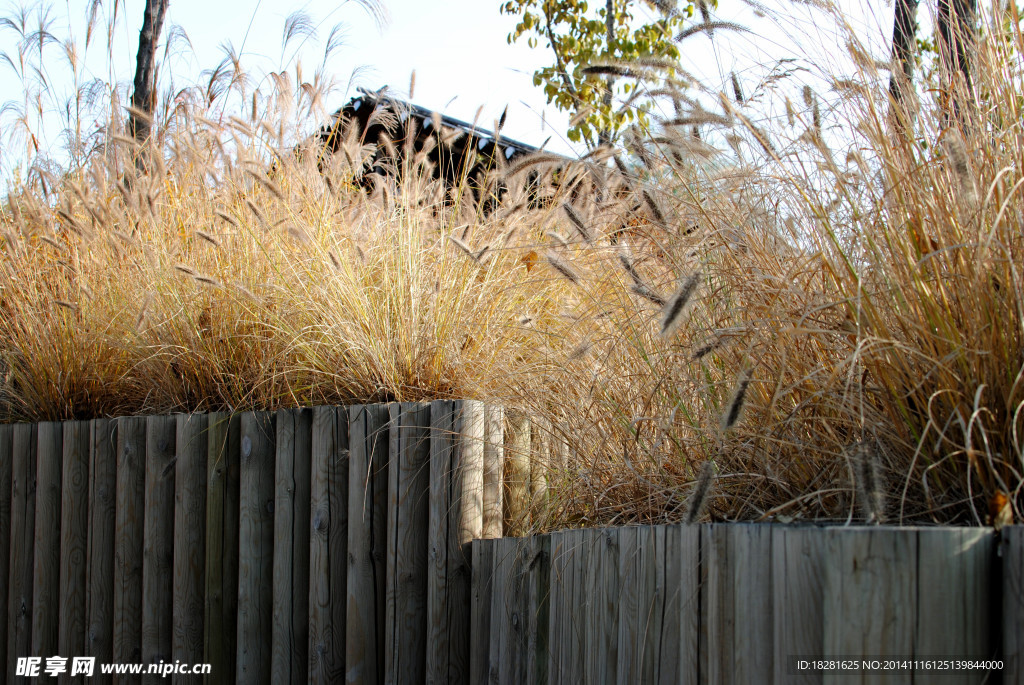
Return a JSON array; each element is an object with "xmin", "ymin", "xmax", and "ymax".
[
  {"xmin": 888, "ymin": 0, "xmax": 919, "ymax": 131},
  {"xmin": 501, "ymin": 0, "xmax": 691, "ymax": 147},
  {"xmin": 128, "ymin": 0, "xmax": 169, "ymax": 146},
  {"xmin": 935, "ymin": 0, "xmax": 977, "ymax": 129}
]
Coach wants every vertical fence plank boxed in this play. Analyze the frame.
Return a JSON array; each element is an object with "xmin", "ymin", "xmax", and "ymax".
[
  {"xmin": 235, "ymin": 412, "xmax": 275, "ymax": 685},
  {"xmin": 87, "ymin": 419, "xmax": 117, "ymax": 685},
  {"xmin": 546, "ymin": 530, "xmax": 565, "ymax": 684},
  {"xmin": 524, "ymin": 535, "xmax": 551, "ymax": 685},
  {"xmin": 502, "ymin": 411, "xmax": 530, "ymax": 536},
  {"xmin": 173, "ymin": 414, "xmax": 207, "ymax": 684},
  {"xmin": 638, "ymin": 525, "xmax": 664, "ymax": 684},
  {"xmin": 488, "ymin": 537, "xmax": 522, "ymax": 685},
  {"xmin": 586, "ymin": 527, "xmax": 618, "ymax": 684},
  {"xmin": 616, "ymin": 526, "xmax": 641, "ymax": 683},
  {"xmin": 59, "ymin": 421, "xmax": 90, "ymax": 684},
  {"xmin": 658, "ymin": 525, "xmax": 681, "ymax": 685},
  {"xmin": 528, "ymin": 418, "xmax": 548, "ymax": 529},
  {"xmin": 916, "ymin": 528, "xmax": 993, "ymax": 681},
  {"xmin": 32, "ymin": 422, "xmax": 62, "ymax": 661},
  {"xmin": 772, "ymin": 526, "xmax": 825, "ymax": 685},
  {"xmin": 7, "ymin": 423, "xmax": 35, "ymax": 684},
  {"xmin": 823, "ymin": 528, "xmax": 915, "ymax": 685},
  {"xmin": 0, "ymin": 424, "xmax": 12, "ymax": 685},
  {"xmin": 203, "ymin": 412, "xmax": 239, "ymax": 684},
  {"xmin": 427, "ymin": 400, "xmax": 454, "ymax": 685},
  {"xmin": 1005, "ymin": 527, "xmax": 1024, "ymax": 685},
  {"xmin": 385, "ymin": 402, "xmax": 431, "ymax": 685},
  {"xmin": 470, "ymin": 539, "xmax": 494, "ymax": 685},
  {"xmin": 114, "ymin": 417, "xmax": 146, "ymax": 677},
  {"xmin": 676, "ymin": 525, "xmax": 702, "ymax": 685},
  {"xmin": 347, "ymin": 404, "xmax": 390, "ymax": 684},
  {"xmin": 142, "ymin": 416, "xmax": 175, "ymax": 682},
  {"xmin": 272, "ymin": 408, "xmax": 311, "ymax": 685},
  {"xmin": 482, "ymin": 406, "xmax": 504, "ymax": 540},
  {"xmin": 309, "ymin": 406, "xmax": 349, "ymax": 684}
]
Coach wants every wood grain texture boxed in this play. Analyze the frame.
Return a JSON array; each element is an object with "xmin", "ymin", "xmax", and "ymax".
[
  {"xmin": 616, "ymin": 526, "xmax": 641, "ymax": 684},
  {"xmin": 502, "ymin": 411, "xmax": 531, "ymax": 537},
  {"xmin": 0, "ymin": 424, "xmax": 12, "ymax": 685},
  {"xmin": 1005, "ymin": 527, "xmax": 1024, "ymax": 685},
  {"xmin": 8, "ymin": 424, "xmax": 36, "ymax": 684},
  {"xmin": 772, "ymin": 525, "xmax": 824, "ymax": 685},
  {"xmin": 524, "ymin": 535, "xmax": 550, "ymax": 685},
  {"xmin": 470, "ymin": 540, "xmax": 494, "ymax": 685},
  {"xmin": 203, "ymin": 412, "xmax": 239, "ymax": 685},
  {"xmin": 86, "ymin": 419, "xmax": 117, "ymax": 683},
  {"xmin": 271, "ymin": 408, "xmax": 311, "ymax": 685},
  {"xmin": 427, "ymin": 400, "xmax": 455, "ymax": 685},
  {"xmin": 141, "ymin": 415, "xmax": 175, "ymax": 684},
  {"xmin": 58, "ymin": 421, "xmax": 90, "ymax": 685},
  {"xmin": 488, "ymin": 537, "xmax": 522, "ymax": 685},
  {"xmin": 657, "ymin": 525, "xmax": 681, "ymax": 685},
  {"xmin": 308, "ymin": 406, "xmax": 349, "ymax": 685},
  {"xmin": 823, "ymin": 527, "xmax": 915, "ymax": 685},
  {"xmin": 33, "ymin": 421, "xmax": 63, "ymax": 660},
  {"xmin": 113, "ymin": 416, "xmax": 146, "ymax": 680},
  {"xmin": 235, "ymin": 412, "xmax": 275, "ymax": 685},
  {"xmin": 677, "ymin": 525, "xmax": 700, "ymax": 685},
  {"xmin": 916, "ymin": 528, "xmax": 993, "ymax": 682},
  {"xmin": 482, "ymin": 406, "xmax": 504, "ymax": 540},
  {"xmin": 346, "ymin": 404, "xmax": 390, "ymax": 685},
  {"xmin": 586, "ymin": 528, "xmax": 619, "ymax": 685},
  {"xmin": 384, "ymin": 402, "xmax": 431, "ymax": 685},
  {"xmin": 172, "ymin": 414, "xmax": 207, "ymax": 685}
]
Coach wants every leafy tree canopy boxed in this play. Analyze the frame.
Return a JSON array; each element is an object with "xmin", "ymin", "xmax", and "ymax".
[{"xmin": 501, "ymin": 0, "xmax": 693, "ymax": 146}]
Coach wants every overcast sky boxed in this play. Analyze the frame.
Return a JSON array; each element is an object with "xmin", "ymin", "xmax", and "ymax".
[{"xmin": 0, "ymin": 0, "xmax": 904, "ymax": 182}]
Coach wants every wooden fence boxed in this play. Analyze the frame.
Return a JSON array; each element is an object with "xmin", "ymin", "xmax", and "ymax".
[
  {"xmin": 473, "ymin": 524, "xmax": 1024, "ymax": 684},
  {"xmin": 0, "ymin": 402, "xmax": 1021, "ymax": 684},
  {"xmin": 0, "ymin": 401, "xmax": 505, "ymax": 684}
]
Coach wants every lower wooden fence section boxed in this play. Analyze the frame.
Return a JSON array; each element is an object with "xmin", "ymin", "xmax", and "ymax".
[
  {"xmin": 0, "ymin": 402, "xmax": 1021, "ymax": 684},
  {"xmin": 474, "ymin": 525, "xmax": 1024, "ymax": 685}
]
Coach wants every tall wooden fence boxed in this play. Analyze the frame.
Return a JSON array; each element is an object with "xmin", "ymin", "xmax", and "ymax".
[
  {"xmin": 473, "ymin": 524, "xmax": 1024, "ymax": 684},
  {"xmin": 0, "ymin": 401, "xmax": 505, "ymax": 684}
]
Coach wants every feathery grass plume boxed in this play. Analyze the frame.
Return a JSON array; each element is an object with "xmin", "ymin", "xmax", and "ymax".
[
  {"xmin": 721, "ymin": 369, "xmax": 751, "ymax": 432},
  {"xmin": 685, "ymin": 460, "xmax": 715, "ymax": 523},
  {"xmin": 546, "ymin": 251, "xmax": 580, "ymax": 284},
  {"xmin": 642, "ymin": 189, "xmax": 668, "ymax": 227},
  {"xmin": 214, "ymin": 209, "xmax": 238, "ymax": 228},
  {"xmin": 194, "ymin": 274, "xmax": 221, "ymax": 287},
  {"xmin": 245, "ymin": 168, "xmax": 284, "ymax": 200},
  {"xmin": 503, "ymin": 151, "xmax": 565, "ymax": 179},
  {"xmin": 730, "ymin": 72, "xmax": 744, "ymax": 104},
  {"xmin": 691, "ymin": 338, "xmax": 722, "ymax": 360},
  {"xmin": 547, "ymin": 231, "xmax": 571, "ymax": 250},
  {"xmin": 448, "ymin": 235, "xmax": 481, "ymax": 264},
  {"xmin": 195, "ymin": 230, "xmax": 221, "ymax": 246},
  {"xmin": 562, "ymin": 202, "xmax": 594, "ymax": 243},
  {"xmin": 851, "ymin": 441, "xmax": 886, "ymax": 523},
  {"xmin": 659, "ymin": 272, "xmax": 701, "ymax": 337},
  {"xmin": 631, "ymin": 282, "xmax": 666, "ymax": 307},
  {"xmin": 244, "ymin": 199, "xmax": 268, "ymax": 227},
  {"xmin": 676, "ymin": 20, "xmax": 749, "ymax": 41}
]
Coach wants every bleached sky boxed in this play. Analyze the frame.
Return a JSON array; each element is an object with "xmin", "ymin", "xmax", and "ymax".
[{"xmin": 0, "ymin": 0, "xmax": 904, "ymax": 182}]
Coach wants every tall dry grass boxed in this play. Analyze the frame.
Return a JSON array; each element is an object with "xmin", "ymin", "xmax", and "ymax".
[{"xmin": 1, "ymin": 1, "xmax": 1022, "ymax": 529}]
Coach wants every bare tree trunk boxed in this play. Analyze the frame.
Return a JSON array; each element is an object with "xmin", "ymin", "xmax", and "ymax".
[
  {"xmin": 936, "ymin": 0, "xmax": 977, "ymax": 130},
  {"xmin": 128, "ymin": 0, "xmax": 169, "ymax": 146},
  {"xmin": 598, "ymin": 0, "xmax": 616, "ymax": 147},
  {"xmin": 888, "ymin": 0, "xmax": 919, "ymax": 134}
]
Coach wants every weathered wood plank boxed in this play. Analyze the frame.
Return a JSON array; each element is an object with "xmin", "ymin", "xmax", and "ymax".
[
  {"xmin": 384, "ymin": 402, "xmax": 431, "ymax": 685},
  {"xmin": 524, "ymin": 535, "xmax": 550, "ymax": 685},
  {"xmin": 823, "ymin": 527, "xmax": 915, "ymax": 685},
  {"xmin": 677, "ymin": 525, "xmax": 700, "ymax": 685},
  {"xmin": 1005, "ymin": 527, "xmax": 1024, "ymax": 685},
  {"xmin": 7, "ymin": 423, "xmax": 36, "ymax": 684},
  {"xmin": 32, "ymin": 422, "xmax": 62, "ymax": 660},
  {"xmin": 272, "ymin": 408, "xmax": 312, "ymax": 685},
  {"xmin": 489, "ymin": 537, "xmax": 522, "ymax": 685},
  {"xmin": 528, "ymin": 418, "xmax": 548, "ymax": 529},
  {"xmin": 502, "ymin": 411, "xmax": 530, "ymax": 536},
  {"xmin": 58, "ymin": 421, "xmax": 90, "ymax": 684},
  {"xmin": 0, "ymin": 424, "xmax": 13, "ymax": 685},
  {"xmin": 427, "ymin": 400, "xmax": 455, "ymax": 684},
  {"xmin": 916, "ymin": 528, "xmax": 993, "ymax": 682},
  {"xmin": 586, "ymin": 527, "xmax": 618, "ymax": 684},
  {"xmin": 705, "ymin": 524, "xmax": 773, "ymax": 685},
  {"xmin": 546, "ymin": 530, "xmax": 565, "ymax": 684},
  {"xmin": 346, "ymin": 403, "xmax": 390, "ymax": 684},
  {"xmin": 658, "ymin": 525, "xmax": 681, "ymax": 685},
  {"xmin": 203, "ymin": 412, "xmax": 239, "ymax": 685},
  {"xmin": 637, "ymin": 525, "xmax": 663, "ymax": 684},
  {"xmin": 448, "ymin": 400, "xmax": 485, "ymax": 684},
  {"xmin": 308, "ymin": 406, "xmax": 349, "ymax": 684},
  {"xmin": 172, "ymin": 414, "xmax": 207, "ymax": 685},
  {"xmin": 470, "ymin": 539, "xmax": 494, "ymax": 685},
  {"xmin": 772, "ymin": 525, "xmax": 825, "ymax": 685},
  {"xmin": 86, "ymin": 419, "xmax": 117, "ymax": 683},
  {"xmin": 482, "ymin": 406, "xmax": 504, "ymax": 539},
  {"xmin": 113, "ymin": 417, "xmax": 146, "ymax": 678},
  {"xmin": 616, "ymin": 526, "xmax": 641, "ymax": 683},
  {"xmin": 235, "ymin": 412, "xmax": 275, "ymax": 685},
  {"xmin": 141, "ymin": 415, "xmax": 175, "ymax": 683}
]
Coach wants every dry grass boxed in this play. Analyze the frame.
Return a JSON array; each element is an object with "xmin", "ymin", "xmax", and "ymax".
[{"xmin": 1, "ymin": 1, "xmax": 1022, "ymax": 530}]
